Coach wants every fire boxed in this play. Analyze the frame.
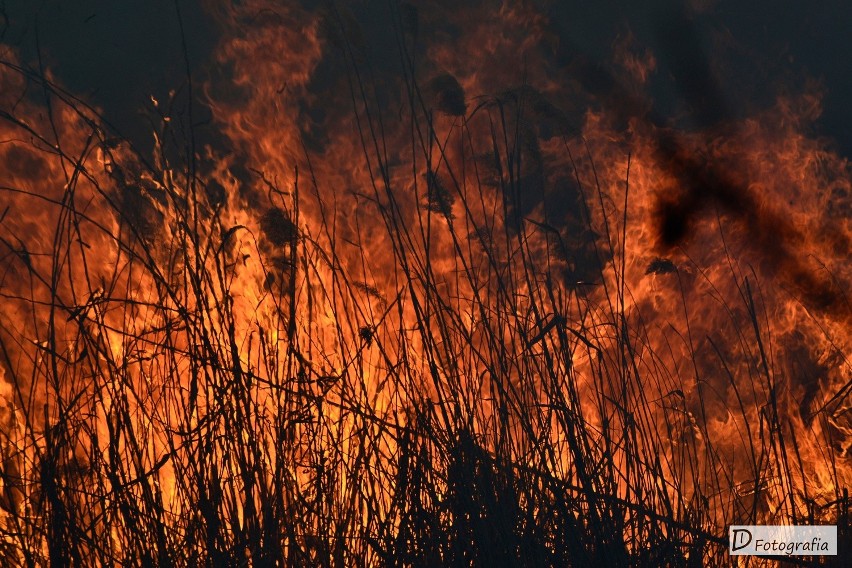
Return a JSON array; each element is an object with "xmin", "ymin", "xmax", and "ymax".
[{"xmin": 0, "ymin": 1, "xmax": 849, "ymax": 564}]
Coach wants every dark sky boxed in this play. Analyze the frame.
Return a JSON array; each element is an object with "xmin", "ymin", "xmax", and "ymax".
[
  {"xmin": 2, "ymin": 0, "xmax": 851, "ymax": 156},
  {"xmin": 1, "ymin": 0, "xmax": 217, "ymax": 148}
]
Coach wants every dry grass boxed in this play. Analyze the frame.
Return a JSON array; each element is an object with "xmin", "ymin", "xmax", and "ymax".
[{"xmin": 0, "ymin": 11, "xmax": 849, "ymax": 567}]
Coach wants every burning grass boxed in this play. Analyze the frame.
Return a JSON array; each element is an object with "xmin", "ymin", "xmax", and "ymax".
[{"xmin": 0, "ymin": 5, "xmax": 850, "ymax": 567}]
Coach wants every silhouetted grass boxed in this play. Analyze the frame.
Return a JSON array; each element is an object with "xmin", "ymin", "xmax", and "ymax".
[{"xmin": 0, "ymin": 12, "xmax": 849, "ymax": 567}]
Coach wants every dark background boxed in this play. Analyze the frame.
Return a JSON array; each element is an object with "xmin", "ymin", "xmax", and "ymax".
[{"xmin": 2, "ymin": 0, "xmax": 850, "ymax": 157}]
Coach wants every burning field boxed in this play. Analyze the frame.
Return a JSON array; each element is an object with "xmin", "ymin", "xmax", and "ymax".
[{"xmin": 0, "ymin": 1, "xmax": 849, "ymax": 565}]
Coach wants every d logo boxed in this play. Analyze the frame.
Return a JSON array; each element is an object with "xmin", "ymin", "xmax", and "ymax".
[{"xmin": 731, "ymin": 529, "xmax": 753, "ymax": 551}]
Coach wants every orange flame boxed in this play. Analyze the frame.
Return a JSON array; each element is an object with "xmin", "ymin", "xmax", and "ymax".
[{"xmin": 0, "ymin": 2, "xmax": 849, "ymax": 564}]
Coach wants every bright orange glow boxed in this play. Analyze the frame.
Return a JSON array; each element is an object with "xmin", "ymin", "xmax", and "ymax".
[{"xmin": 0, "ymin": 2, "xmax": 848, "ymax": 564}]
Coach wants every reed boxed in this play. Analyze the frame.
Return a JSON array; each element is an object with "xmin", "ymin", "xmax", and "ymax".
[{"xmin": 0, "ymin": 11, "xmax": 848, "ymax": 567}]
